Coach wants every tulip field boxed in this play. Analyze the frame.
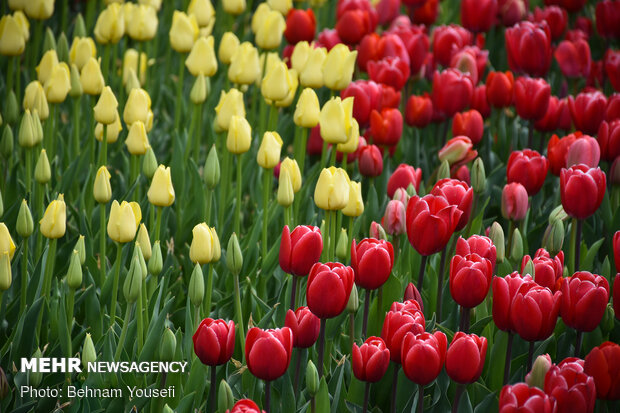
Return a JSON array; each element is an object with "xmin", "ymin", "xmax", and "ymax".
[{"xmin": 2, "ymin": 0, "xmax": 620, "ymax": 412}]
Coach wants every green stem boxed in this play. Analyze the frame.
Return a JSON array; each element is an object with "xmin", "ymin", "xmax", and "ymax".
[
  {"xmin": 72, "ymin": 97, "xmax": 81, "ymax": 159},
  {"xmin": 330, "ymin": 145, "xmax": 337, "ymax": 167},
  {"xmin": 235, "ymin": 154, "xmax": 243, "ymax": 235},
  {"xmin": 110, "ymin": 243, "xmax": 123, "ymax": 328},
  {"xmin": 363, "ymin": 381, "xmax": 370, "ymax": 413},
  {"xmin": 506, "ymin": 221, "xmax": 515, "ymax": 258},
  {"xmin": 6, "ymin": 56, "xmax": 14, "ymax": 97},
  {"xmin": 262, "ymin": 169, "xmax": 272, "ymax": 261},
  {"xmin": 194, "ymin": 103, "xmax": 203, "ymax": 162},
  {"xmin": 194, "ymin": 304, "xmax": 201, "ymax": 332},
  {"xmin": 48, "ymin": 104, "xmax": 56, "ymax": 166},
  {"xmin": 20, "ymin": 237, "xmax": 29, "ymax": 315},
  {"xmin": 233, "ymin": 272, "xmax": 245, "ymax": 361},
  {"xmin": 362, "ymin": 288, "xmax": 370, "ymax": 340},
  {"xmin": 205, "ymin": 188, "xmax": 213, "ymax": 223},
  {"xmin": 136, "ymin": 277, "xmax": 144, "ymax": 354},
  {"xmin": 568, "ymin": 218, "xmax": 577, "ymax": 274},
  {"xmin": 35, "ymin": 184, "xmax": 44, "ymax": 257},
  {"xmin": 574, "ymin": 219, "xmax": 582, "ymax": 272},
  {"xmin": 42, "ymin": 239, "xmax": 57, "ymax": 298},
  {"xmin": 174, "ymin": 55, "xmax": 186, "ymax": 131},
  {"xmin": 347, "ymin": 217, "xmax": 354, "ymax": 263},
  {"xmin": 317, "ymin": 318, "xmax": 326, "ymax": 378},
  {"xmin": 203, "ymin": 263, "xmax": 213, "ymax": 318},
  {"xmin": 114, "ymin": 304, "xmax": 133, "ymax": 361},
  {"xmin": 98, "ymin": 124, "xmax": 108, "ymax": 167},
  {"xmin": 155, "ymin": 206, "xmax": 163, "ymax": 241},
  {"xmin": 25, "ymin": 148, "xmax": 32, "ymax": 195},
  {"xmin": 330, "ymin": 211, "xmax": 337, "ymax": 261},
  {"xmin": 102, "ymin": 44, "xmax": 111, "ymax": 82},
  {"xmin": 184, "ymin": 103, "xmax": 198, "ymax": 161},
  {"xmin": 417, "ymin": 384, "xmax": 424, "ymax": 413},
  {"xmin": 319, "ymin": 141, "xmax": 328, "ymax": 170},
  {"xmin": 99, "ymin": 204, "xmax": 106, "ymax": 287},
  {"xmin": 66, "ymin": 288, "xmax": 75, "ymax": 334}
]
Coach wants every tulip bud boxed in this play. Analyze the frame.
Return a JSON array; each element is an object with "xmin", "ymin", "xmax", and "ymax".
[
  {"xmin": 521, "ymin": 259, "xmax": 535, "ymax": 278},
  {"xmin": 218, "ymin": 32, "xmax": 239, "ymax": 65},
  {"xmin": 162, "ymin": 405, "xmax": 174, "ymax": 413},
  {"xmin": 148, "ymin": 165, "xmax": 175, "ymax": 207},
  {"xmin": 1, "ymin": 125, "xmax": 14, "ymax": 158},
  {"xmin": 601, "ymin": 303, "xmax": 615, "ymax": 334},
  {"xmin": 227, "ymin": 115, "xmax": 252, "ymax": 155},
  {"xmin": 159, "ymin": 328, "xmax": 177, "ymax": 362},
  {"xmin": 37, "ymin": 50, "xmax": 59, "ymax": 85},
  {"xmin": 277, "ymin": 168, "xmax": 294, "ymax": 207},
  {"xmin": 542, "ymin": 219, "xmax": 564, "ymax": 257},
  {"xmin": 510, "ymin": 228, "xmax": 523, "ymax": 262},
  {"xmin": 223, "ymin": 0, "xmax": 246, "ymax": 15},
  {"xmin": 40, "ymin": 194, "xmax": 66, "ymax": 239},
  {"xmin": 548, "ymin": 205, "xmax": 568, "ymax": 223},
  {"xmin": 525, "ymin": 354, "xmax": 552, "ymax": 389},
  {"xmin": 74, "ymin": 14, "xmax": 87, "ymax": 38},
  {"xmin": 123, "ymin": 256, "xmax": 142, "ymax": 303},
  {"xmin": 187, "ymin": 264, "xmax": 204, "ymax": 309},
  {"xmin": 342, "ymin": 181, "xmax": 364, "ymax": 217},
  {"xmin": 319, "ymin": 96, "xmax": 354, "ymax": 144},
  {"xmin": 300, "ymin": 46, "xmax": 327, "ymax": 89},
  {"xmin": 18, "ymin": 110, "xmax": 36, "ymax": 148},
  {"xmin": 80, "ymin": 57, "xmax": 105, "ymax": 96},
  {"xmin": 67, "ymin": 250, "xmax": 82, "ymax": 289},
  {"xmin": 346, "ymin": 283, "xmax": 359, "ymax": 313},
  {"xmin": 149, "ymin": 240, "xmax": 163, "ymax": 276},
  {"xmin": 437, "ymin": 159, "xmax": 450, "ymax": 181},
  {"xmin": 135, "ymin": 224, "xmax": 151, "ymax": 261},
  {"xmin": 93, "ymin": 86, "xmax": 118, "ymax": 125},
  {"xmin": 57, "ymin": 33, "xmax": 69, "ymax": 63},
  {"xmin": 0, "ymin": 223, "xmax": 15, "ymax": 261},
  {"xmin": 214, "ymin": 88, "xmax": 246, "ymax": 131},
  {"xmin": 16, "ymin": 200, "xmax": 33, "ymax": 238},
  {"xmin": 75, "ymin": 235, "xmax": 86, "ymax": 265},
  {"xmin": 255, "ymin": 10, "xmax": 285, "ymax": 50},
  {"xmin": 190, "ymin": 74, "xmax": 207, "ymax": 105},
  {"xmin": 294, "ymin": 88, "xmax": 320, "ymax": 128},
  {"xmin": 169, "ymin": 11, "xmax": 199, "ymax": 53},
  {"xmin": 125, "ymin": 121, "xmax": 150, "ymax": 156},
  {"xmin": 489, "ymin": 222, "xmax": 505, "ymax": 263},
  {"xmin": 226, "ymin": 233, "xmax": 243, "ymax": 276},
  {"xmin": 142, "ymin": 146, "xmax": 158, "ymax": 180},
  {"xmin": 189, "ymin": 223, "xmax": 221, "ymax": 264},
  {"xmin": 227, "ymin": 42, "xmax": 260, "ymax": 86},
  {"xmin": 336, "ymin": 229, "xmax": 348, "ymax": 262},
  {"xmin": 82, "ymin": 333, "xmax": 96, "ymax": 366},
  {"xmin": 369, "ymin": 221, "xmax": 387, "ymax": 241},
  {"xmin": 204, "ymin": 145, "xmax": 220, "ymax": 189},
  {"xmin": 134, "ymin": 242, "xmax": 148, "ymax": 279},
  {"xmin": 0, "ymin": 252, "xmax": 11, "ymax": 291},
  {"xmin": 306, "ymin": 360, "xmax": 319, "ymax": 396},
  {"xmin": 34, "ymin": 149, "xmax": 51, "ymax": 184},
  {"xmin": 0, "ymin": 191, "xmax": 3, "ymax": 217},
  {"xmin": 5, "ymin": 90, "xmax": 18, "ymax": 125},
  {"xmin": 257, "ymin": 131, "xmax": 283, "ymax": 169},
  {"xmin": 43, "ymin": 27, "xmax": 56, "ymax": 53},
  {"xmin": 69, "ymin": 64, "xmax": 82, "ymax": 98},
  {"xmin": 93, "ymin": 165, "xmax": 112, "ymax": 204},
  {"xmin": 471, "ymin": 158, "xmax": 486, "ymax": 193},
  {"xmin": 323, "ymin": 44, "xmax": 357, "ymax": 91},
  {"xmin": 28, "ymin": 348, "xmax": 43, "ymax": 387},
  {"xmin": 218, "ymin": 380, "xmax": 234, "ymax": 412}
]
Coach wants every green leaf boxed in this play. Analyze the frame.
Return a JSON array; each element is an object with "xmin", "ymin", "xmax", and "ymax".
[{"xmin": 582, "ymin": 238, "xmax": 604, "ymax": 273}]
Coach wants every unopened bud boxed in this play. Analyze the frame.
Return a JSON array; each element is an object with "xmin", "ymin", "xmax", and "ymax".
[
  {"xmin": 43, "ymin": 27, "xmax": 56, "ymax": 52},
  {"xmin": 143, "ymin": 146, "xmax": 158, "ymax": 180},
  {"xmin": 346, "ymin": 283, "xmax": 358, "ymax": 313},
  {"xmin": 369, "ymin": 221, "xmax": 387, "ymax": 241},
  {"xmin": 34, "ymin": 149, "xmax": 51, "ymax": 184},
  {"xmin": 67, "ymin": 250, "xmax": 83, "ymax": 289},
  {"xmin": 18, "ymin": 110, "xmax": 36, "ymax": 148},
  {"xmin": 521, "ymin": 258, "xmax": 535, "ymax": 279},
  {"xmin": 69, "ymin": 64, "xmax": 83, "ymax": 98},
  {"xmin": 190, "ymin": 74, "xmax": 207, "ymax": 104},
  {"xmin": 542, "ymin": 219, "xmax": 564, "ymax": 257},
  {"xmin": 159, "ymin": 327, "xmax": 177, "ymax": 362},
  {"xmin": 277, "ymin": 168, "xmax": 294, "ymax": 207},
  {"xmin": 32, "ymin": 111, "xmax": 43, "ymax": 145},
  {"xmin": 403, "ymin": 282, "xmax": 424, "ymax": 312},
  {"xmin": 204, "ymin": 145, "xmax": 220, "ymax": 189},
  {"xmin": 17, "ymin": 200, "xmax": 34, "ymax": 238},
  {"xmin": 218, "ymin": 380, "xmax": 234, "ymax": 412},
  {"xmin": 29, "ymin": 348, "xmax": 43, "ymax": 387},
  {"xmin": 336, "ymin": 228, "xmax": 348, "ymax": 262},
  {"xmin": 74, "ymin": 14, "xmax": 87, "ymax": 38},
  {"xmin": 1, "ymin": 125, "xmax": 14, "ymax": 158},
  {"xmin": 489, "ymin": 222, "xmax": 505, "ymax": 263},
  {"xmin": 306, "ymin": 360, "xmax": 319, "ymax": 397},
  {"xmin": 162, "ymin": 405, "xmax": 174, "ymax": 413},
  {"xmin": 510, "ymin": 228, "xmax": 523, "ymax": 262},
  {"xmin": 5, "ymin": 90, "xmax": 18, "ymax": 125},
  {"xmin": 226, "ymin": 233, "xmax": 243, "ymax": 276},
  {"xmin": 57, "ymin": 33, "xmax": 69, "ymax": 63},
  {"xmin": 437, "ymin": 159, "xmax": 450, "ymax": 181},
  {"xmin": 525, "ymin": 354, "xmax": 552, "ymax": 389},
  {"xmin": 189, "ymin": 263, "xmax": 204, "ymax": 308},
  {"xmin": 136, "ymin": 224, "xmax": 152, "ymax": 261},
  {"xmin": 601, "ymin": 303, "xmax": 615, "ymax": 334},
  {"xmin": 471, "ymin": 158, "xmax": 486, "ymax": 194},
  {"xmin": 123, "ymin": 256, "xmax": 142, "ymax": 303},
  {"xmin": 82, "ymin": 333, "xmax": 97, "ymax": 365},
  {"xmin": 148, "ymin": 240, "xmax": 163, "ymax": 276},
  {"xmin": 406, "ymin": 183, "xmax": 417, "ymax": 198},
  {"xmin": 549, "ymin": 205, "xmax": 568, "ymax": 223},
  {"xmin": 74, "ymin": 235, "xmax": 86, "ymax": 265},
  {"xmin": 133, "ymin": 243, "xmax": 148, "ymax": 280}
]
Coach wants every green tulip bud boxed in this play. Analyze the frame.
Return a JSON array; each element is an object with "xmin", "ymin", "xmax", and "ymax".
[
  {"xmin": 471, "ymin": 158, "xmax": 486, "ymax": 194},
  {"xmin": 69, "ymin": 64, "xmax": 83, "ymax": 98},
  {"xmin": 67, "ymin": 250, "xmax": 83, "ymax": 290},
  {"xmin": 123, "ymin": 256, "xmax": 142, "ymax": 303},
  {"xmin": 136, "ymin": 224, "xmax": 152, "ymax": 261},
  {"xmin": 125, "ymin": 69, "xmax": 141, "ymax": 94},
  {"xmin": 521, "ymin": 258, "xmax": 535, "ymax": 279},
  {"xmin": 336, "ymin": 228, "xmax": 348, "ymax": 262},
  {"xmin": 143, "ymin": 146, "xmax": 158, "ymax": 180},
  {"xmin": 74, "ymin": 235, "xmax": 86, "ymax": 265},
  {"xmin": 43, "ymin": 27, "xmax": 57, "ymax": 52},
  {"xmin": 34, "ymin": 149, "xmax": 51, "ymax": 184},
  {"xmin": 160, "ymin": 327, "xmax": 177, "ymax": 362},
  {"xmin": 57, "ymin": 33, "xmax": 69, "ymax": 63},
  {"xmin": 4, "ymin": 90, "xmax": 18, "ymax": 125},
  {"xmin": 0, "ymin": 125, "xmax": 14, "ymax": 158},
  {"xmin": 306, "ymin": 360, "xmax": 319, "ymax": 397},
  {"xmin": 189, "ymin": 263, "xmax": 204, "ymax": 308},
  {"xmin": 437, "ymin": 159, "xmax": 450, "ymax": 181},
  {"xmin": 0, "ymin": 251, "xmax": 11, "ymax": 291},
  {"xmin": 601, "ymin": 303, "xmax": 615, "ymax": 334},
  {"xmin": 17, "ymin": 199, "xmax": 34, "ymax": 238},
  {"xmin": 32, "ymin": 111, "xmax": 44, "ymax": 144},
  {"xmin": 346, "ymin": 283, "xmax": 359, "ymax": 313},
  {"xmin": 18, "ymin": 110, "xmax": 36, "ymax": 148},
  {"xmin": 489, "ymin": 222, "xmax": 505, "ymax": 263},
  {"xmin": 82, "ymin": 333, "xmax": 97, "ymax": 366},
  {"xmin": 510, "ymin": 228, "xmax": 523, "ymax": 262},
  {"xmin": 543, "ymin": 219, "xmax": 564, "ymax": 257},
  {"xmin": 29, "ymin": 348, "xmax": 43, "ymax": 387},
  {"xmin": 226, "ymin": 233, "xmax": 243, "ymax": 276},
  {"xmin": 204, "ymin": 145, "xmax": 220, "ymax": 190},
  {"xmin": 190, "ymin": 74, "xmax": 207, "ymax": 104},
  {"xmin": 133, "ymin": 243, "xmax": 148, "ymax": 280},
  {"xmin": 148, "ymin": 240, "xmax": 163, "ymax": 276},
  {"xmin": 218, "ymin": 380, "xmax": 234, "ymax": 412},
  {"xmin": 162, "ymin": 405, "xmax": 174, "ymax": 413},
  {"xmin": 0, "ymin": 190, "xmax": 3, "ymax": 218},
  {"xmin": 406, "ymin": 183, "xmax": 417, "ymax": 197},
  {"xmin": 525, "ymin": 354, "xmax": 552, "ymax": 389},
  {"xmin": 74, "ymin": 14, "xmax": 87, "ymax": 38},
  {"xmin": 549, "ymin": 205, "xmax": 568, "ymax": 223}
]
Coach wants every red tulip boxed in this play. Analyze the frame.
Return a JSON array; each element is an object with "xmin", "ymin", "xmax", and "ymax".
[
  {"xmin": 505, "ymin": 21, "xmax": 552, "ymax": 77},
  {"xmin": 606, "ymin": 93, "xmax": 620, "ymax": 122},
  {"xmin": 507, "ymin": 149, "xmax": 548, "ymax": 196},
  {"xmin": 306, "ymin": 262, "xmax": 354, "ymax": 319},
  {"xmin": 284, "ymin": 8, "xmax": 316, "ymax": 45},
  {"xmin": 449, "ymin": 253, "xmax": 494, "ymax": 309},
  {"xmin": 341, "ymin": 80, "xmax": 381, "ymax": 126},
  {"xmin": 451, "ymin": 46, "xmax": 488, "ymax": 85},
  {"xmin": 383, "ymin": 199, "xmax": 407, "ymax": 236},
  {"xmin": 514, "ymin": 76, "xmax": 551, "ymax": 121},
  {"xmin": 596, "ymin": 1, "xmax": 620, "ymax": 39},
  {"xmin": 381, "ymin": 307, "xmax": 425, "ymax": 364},
  {"xmin": 547, "ymin": 132, "xmax": 581, "ymax": 175},
  {"xmin": 531, "ymin": 6, "xmax": 567, "ymax": 40},
  {"xmin": 387, "ymin": 163, "xmax": 422, "ymax": 198},
  {"xmin": 544, "ymin": 0, "xmax": 587, "ymax": 13},
  {"xmin": 406, "ymin": 194, "xmax": 462, "ymax": 256},
  {"xmin": 368, "ymin": 57, "xmax": 410, "ymax": 90},
  {"xmin": 521, "ymin": 249, "xmax": 564, "ymax": 292},
  {"xmin": 358, "ymin": 145, "xmax": 383, "ymax": 177},
  {"xmin": 438, "ymin": 136, "xmax": 478, "ymax": 167},
  {"xmin": 377, "ymin": 33, "xmax": 411, "ymax": 67},
  {"xmin": 554, "ymin": 38, "xmax": 591, "ymax": 79},
  {"xmin": 544, "ymin": 359, "xmax": 596, "ymax": 413},
  {"xmin": 499, "ymin": 383, "xmax": 556, "ymax": 413},
  {"xmin": 376, "ymin": 0, "xmax": 400, "ymax": 25},
  {"xmin": 534, "ymin": 96, "xmax": 565, "ymax": 132},
  {"xmin": 284, "ymin": 307, "xmax": 320, "ymax": 349},
  {"xmin": 335, "ymin": 0, "xmax": 379, "ymax": 45},
  {"xmin": 569, "ymin": 91, "xmax": 607, "ymax": 135},
  {"xmin": 493, "ymin": 273, "xmax": 535, "ymax": 332},
  {"xmin": 193, "ymin": 318, "xmax": 236, "ymax": 366},
  {"xmin": 615, "ymin": 232, "xmax": 620, "ymax": 273},
  {"xmin": 456, "ymin": 235, "xmax": 497, "ymax": 272},
  {"xmin": 445, "ymin": 332, "xmax": 487, "ymax": 384},
  {"xmin": 410, "ymin": 0, "xmax": 438, "ymax": 26},
  {"xmin": 501, "ymin": 182, "xmax": 529, "ymax": 222},
  {"xmin": 351, "ymin": 238, "xmax": 395, "ymax": 290},
  {"xmin": 471, "ymin": 85, "xmax": 491, "ymax": 119},
  {"xmin": 401, "ymin": 331, "xmax": 447, "ymax": 385},
  {"xmin": 498, "ymin": 0, "xmax": 529, "ymax": 27},
  {"xmin": 431, "ymin": 178, "xmax": 474, "ymax": 231},
  {"xmin": 279, "ymin": 225, "xmax": 323, "ymax": 277},
  {"xmin": 431, "ymin": 69, "xmax": 474, "ymax": 120},
  {"xmin": 226, "ymin": 399, "xmax": 266, "ymax": 413},
  {"xmin": 560, "ymin": 271, "xmax": 610, "ymax": 333},
  {"xmin": 389, "ymin": 24, "xmax": 429, "ymax": 76},
  {"xmin": 307, "ymin": 125, "xmax": 323, "ymax": 156},
  {"xmin": 405, "ymin": 94, "xmax": 433, "ymax": 128},
  {"xmin": 605, "ymin": 50, "xmax": 620, "ymax": 93},
  {"xmin": 461, "ymin": 0, "xmax": 496, "ymax": 33},
  {"xmin": 486, "ymin": 71, "xmax": 514, "ymax": 109},
  {"xmin": 245, "ymin": 327, "xmax": 293, "ymax": 381},
  {"xmin": 431, "ymin": 24, "xmax": 472, "ymax": 67},
  {"xmin": 597, "ymin": 120, "xmax": 620, "ymax": 162},
  {"xmin": 403, "ymin": 283, "xmax": 424, "ymax": 312},
  {"xmin": 452, "ymin": 110, "xmax": 483, "ymax": 146},
  {"xmin": 560, "ymin": 165, "xmax": 606, "ymax": 220},
  {"xmin": 357, "ymin": 33, "xmax": 381, "ymax": 72},
  {"xmin": 565, "ymin": 135, "xmax": 600, "ymax": 168},
  {"xmin": 370, "ymin": 107, "xmax": 403, "ymax": 147},
  {"xmin": 584, "ymin": 341, "xmax": 620, "ymax": 400},
  {"xmin": 510, "ymin": 283, "xmax": 562, "ymax": 342},
  {"xmin": 316, "ymin": 29, "xmax": 341, "ymax": 50},
  {"xmin": 352, "ymin": 336, "xmax": 390, "ymax": 382}
]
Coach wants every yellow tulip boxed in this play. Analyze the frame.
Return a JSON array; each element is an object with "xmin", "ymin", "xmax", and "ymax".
[
  {"xmin": 214, "ymin": 88, "xmax": 245, "ymax": 131},
  {"xmin": 44, "ymin": 62, "xmax": 71, "ymax": 103},
  {"xmin": 107, "ymin": 200, "xmax": 142, "ymax": 243},
  {"xmin": 294, "ymin": 88, "xmax": 320, "ymax": 128},
  {"xmin": 255, "ymin": 10, "xmax": 285, "ymax": 50},
  {"xmin": 13, "ymin": 11, "xmax": 29, "ymax": 40},
  {"xmin": 185, "ymin": 36, "xmax": 217, "ymax": 77},
  {"xmin": 136, "ymin": 224, "xmax": 152, "ymax": 260},
  {"xmin": 251, "ymin": 3, "xmax": 271, "ymax": 34},
  {"xmin": 0, "ymin": 223, "xmax": 16, "ymax": 261},
  {"xmin": 93, "ymin": 86, "xmax": 118, "ymax": 125},
  {"xmin": 148, "ymin": 165, "xmax": 175, "ymax": 207},
  {"xmin": 280, "ymin": 157, "xmax": 301, "ymax": 192},
  {"xmin": 342, "ymin": 181, "xmax": 364, "ymax": 217},
  {"xmin": 34, "ymin": 149, "xmax": 51, "ymax": 184},
  {"xmin": 228, "ymin": 42, "xmax": 260, "ymax": 85},
  {"xmin": 0, "ymin": 252, "xmax": 11, "ymax": 291},
  {"xmin": 125, "ymin": 121, "xmax": 150, "ymax": 155},
  {"xmin": 93, "ymin": 166, "xmax": 112, "ymax": 204},
  {"xmin": 257, "ymin": 52, "xmax": 280, "ymax": 85},
  {"xmin": 290, "ymin": 41, "xmax": 310, "ymax": 73},
  {"xmin": 40, "ymin": 194, "xmax": 66, "ymax": 239},
  {"xmin": 8, "ymin": 0, "xmax": 27, "ymax": 11},
  {"xmin": 24, "ymin": 0, "xmax": 54, "ymax": 20},
  {"xmin": 268, "ymin": 0, "xmax": 292, "ymax": 14},
  {"xmin": 139, "ymin": 0, "xmax": 162, "ymax": 10},
  {"xmin": 277, "ymin": 168, "xmax": 294, "ymax": 207},
  {"xmin": 0, "ymin": 14, "xmax": 26, "ymax": 56},
  {"xmin": 69, "ymin": 37, "xmax": 97, "ymax": 70},
  {"xmin": 95, "ymin": 114, "xmax": 122, "ymax": 143},
  {"xmin": 323, "ymin": 44, "xmax": 357, "ymax": 91},
  {"xmin": 123, "ymin": 87, "xmax": 151, "ymax": 126},
  {"xmin": 126, "ymin": 4, "xmax": 158, "ymax": 41},
  {"xmin": 189, "ymin": 223, "xmax": 220, "ymax": 264},
  {"xmin": 218, "ymin": 32, "xmax": 239, "ymax": 64},
  {"xmin": 18, "ymin": 109, "xmax": 38, "ymax": 148},
  {"xmin": 299, "ymin": 46, "xmax": 326, "ymax": 89},
  {"xmin": 273, "ymin": 68, "xmax": 298, "ymax": 108},
  {"xmin": 223, "ymin": 0, "xmax": 246, "ymax": 15},
  {"xmin": 188, "ymin": 0, "xmax": 215, "ymax": 28},
  {"xmin": 190, "ymin": 74, "xmax": 207, "ymax": 104},
  {"xmin": 23, "ymin": 80, "xmax": 49, "ymax": 120},
  {"xmin": 36, "ymin": 49, "xmax": 59, "ymax": 85},
  {"xmin": 169, "ymin": 11, "xmax": 199, "ymax": 53},
  {"xmin": 257, "ymin": 131, "xmax": 283, "ymax": 169},
  {"xmin": 226, "ymin": 115, "xmax": 252, "ymax": 154},
  {"xmin": 314, "ymin": 167, "xmax": 350, "ymax": 210},
  {"xmin": 261, "ymin": 60, "xmax": 292, "ymax": 102},
  {"xmin": 80, "ymin": 57, "xmax": 105, "ymax": 95},
  {"xmin": 336, "ymin": 119, "xmax": 360, "ymax": 154},
  {"xmin": 319, "ymin": 96, "xmax": 354, "ymax": 144},
  {"xmin": 94, "ymin": 3, "xmax": 125, "ymax": 44},
  {"xmin": 123, "ymin": 48, "xmax": 147, "ymax": 86}
]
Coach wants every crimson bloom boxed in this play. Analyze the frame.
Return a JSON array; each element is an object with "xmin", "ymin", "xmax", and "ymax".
[
  {"xmin": 498, "ymin": 0, "xmax": 529, "ymax": 27},
  {"xmin": 597, "ymin": 120, "xmax": 620, "ymax": 162},
  {"xmin": 544, "ymin": 359, "xmax": 596, "ymax": 413},
  {"xmin": 560, "ymin": 165, "xmax": 606, "ymax": 220},
  {"xmin": 493, "ymin": 273, "xmax": 534, "ymax": 332},
  {"xmin": 306, "ymin": 262, "xmax": 354, "ymax": 319},
  {"xmin": 450, "ymin": 253, "xmax": 494, "ymax": 309},
  {"xmin": 596, "ymin": 1, "xmax": 620, "ymax": 39},
  {"xmin": 507, "ymin": 149, "xmax": 548, "ymax": 196},
  {"xmin": 284, "ymin": 307, "xmax": 320, "ymax": 349},
  {"xmin": 510, "ymin": 283, "xmax": 562, "ymax": 342},
  {"xmin": 381, "ymin": 306, "xmax": 425, "ymax": 364},
  {"xmin": 406, "ymin": 194, "xmax": 462, "ymax": 256},
  {"xmin": 245, "ymin": 327, "xmax": 293, "ymax": 381},
  {"xmin": 547, "ymin": 132, "xmax": 581, "ymax": 175},
  {"xmin": 554, "ymin": 38, "xmax": 591, "ymax": 79},
  {"xmin": 499, "ymin": 383, "xmax": 556, "ymax": 413},
  {"xmin": 335, "ymin": 0, "xmax": 378, "ymax": 45},
  {"xmin": 431, "ymin": 69, "xmax": 474, "ymax": 120},
  {"xmin": 226, "ymin": 399, "xmax": 265, "ymax": 413},
  {"xmin": 193, "ymin": 318, "xmax": 236, "ymax": 366},
  {"xmin": 369, "ymin": 107, "xmax": 403, "ymax": 147},
  {"xmin": 358, "ymin": 144, "xmax": 383, "ymax": 177},
  {"xmin": 486, "ymin": 71, "xmax": 514, "ymax": 108},
  {"xmin": 431, "ymin": 178, "xmax": 473, "ymax": 231},
  {"xmin": 368, "ymin": 57, "xmax": 410, "ymax": 90},
  {"xmin": 403, "ymin": 283, "xmax": 424, "ymax": 312},
  {"xmin": 532, "ymin": 6, "xmax": 567, "ymax": 40},
  {"xmin": 431, "ymin": 24, "xmax": 472, "ymax": 67},
  {"xmin": 471, "ymin": 85, "xmax": 491, "ymax": 119},
  {"xmin": 410, "ymin": 0, "xmax": 439, "ymax": 25},
  {"xmin": 284, "ymin": 8, "xmax": 316, "ymax": 44},
  {"xmin": 514, "ymin": 76, "xmax": 551, "ymax": 121},
  {"xmin": 534, "ymin": 96, "xmax": 566, "ymax": 132},
  {"xmin": 565, "ymin": 135, "xmax": 600, "ymax": 168},
  {"xmin": 351, "ymin": 238, "xmax": 394, "ymax": 290},
  {"xmin": 352, "ymin": 336, "xmax": 390, "ymax": 382},
  {"xmin": 584, "ymin": 341, "xmax": 620, "ymax": 400},
  {"xmin": 544, "ymin": 0, "xmax": 587, "ymax": 13},
  {"xmin": 560, "ymin": 271, "xmax": 610, "ymax": 333},
  {"xmin": 569, "ymin": 91, "xmax": 607, "ymax": 136},
  {"xmin": 445, "ymin": 332, "xmax": 487, "ymax": 384},
  {"xmin": 452, "ymin": 110, "xmax": 483, "ymax": 146},
  {"xmin": 387, "ymin": 163, "xmax": 422, "ymax": 198},
  {"xmin": 501, "ymin": 182, "xmax": 529, "ymax": 222},
  {"xmin": 605, "ymin": 50, "xmax": 620, "ymax": 93},
  {"xmin": 461, "ymin": 0, "xmax": 496, "ymax": 33},
  {"xmin": 383, "ymin": 199, "xmax": 407, "ymax": 236},
  {"xmin": 279, "ymin": 225, "xmax": 323, "ymax": 276},
  {"xmin": 401, "ymin": 331, "xmax": 448, "ymax": 385},
  {"xmin": 341, "ymin": 80, "xmax": 381, "ymax": 126},
  {"xmin": 505, "ymin": 21, "xmax": 552, "ymax": 77},
  {"xmin": 456, "ymin": 235, "xmax": 497, "ymax": 271},
  {"xmin": 521, "ymin": 249, "xmax": 564, "ymax": 292},
  {"xmin": 405, "ymin": 94, "xmax": 433, "ymax": 128}
]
